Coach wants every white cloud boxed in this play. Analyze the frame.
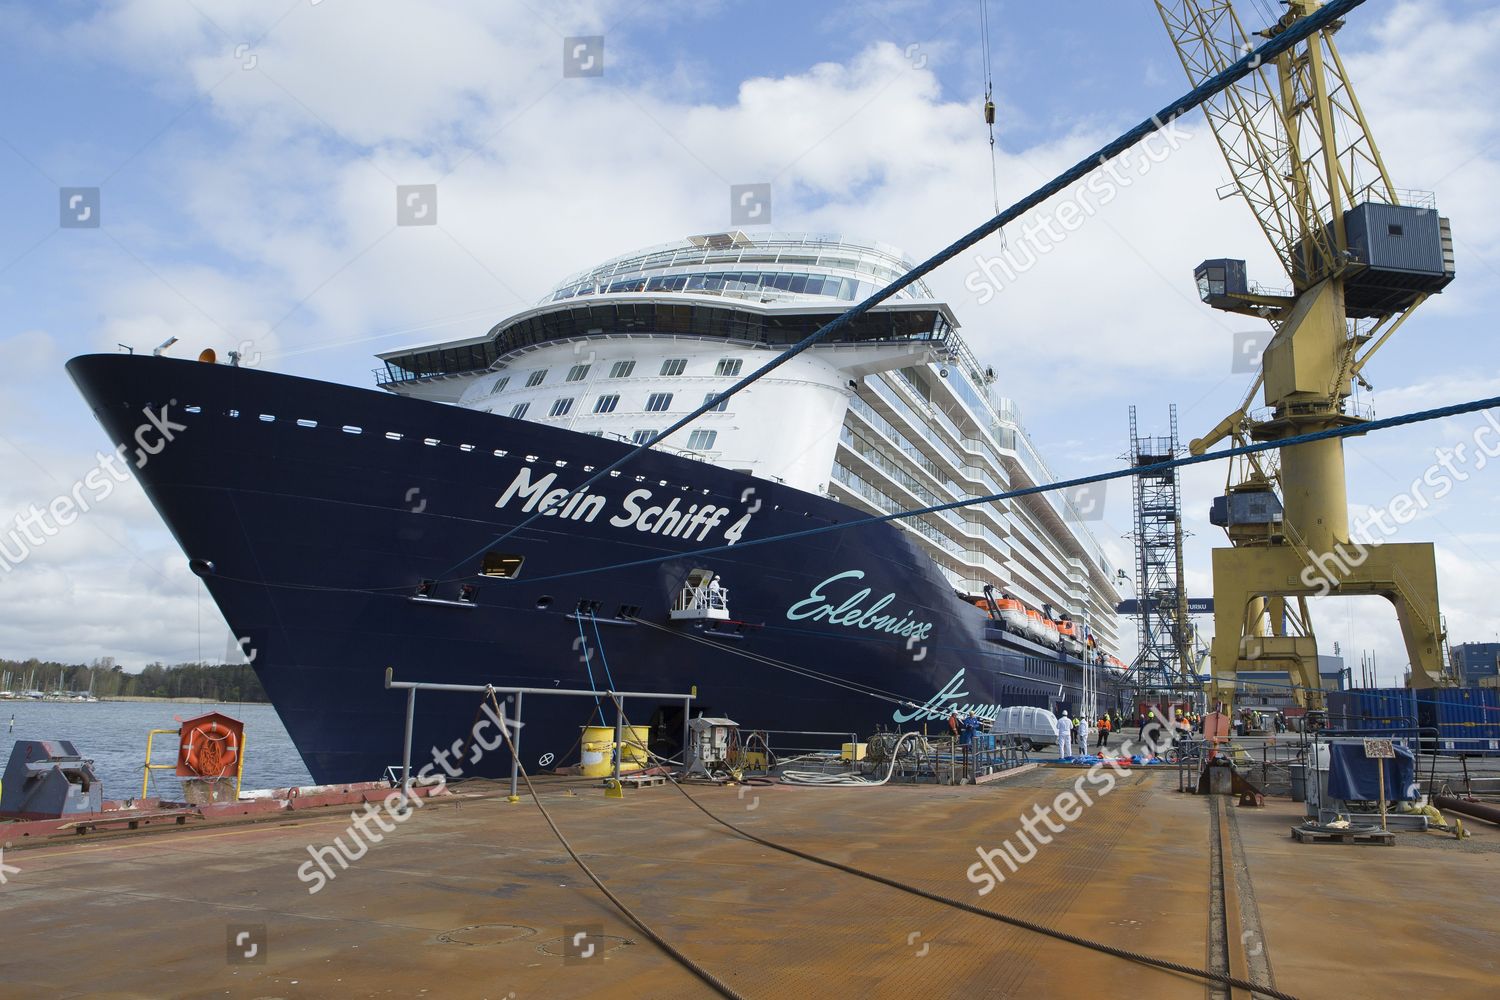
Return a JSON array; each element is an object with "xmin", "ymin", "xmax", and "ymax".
[{"xmin": 7, "ymin": 0, "xmax": 1500, "ymax": 680}]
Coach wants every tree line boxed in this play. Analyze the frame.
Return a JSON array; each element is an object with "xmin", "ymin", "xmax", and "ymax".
[{"xmin": 1, "ymin": 657, "xmax": 267, "ymax": 702}]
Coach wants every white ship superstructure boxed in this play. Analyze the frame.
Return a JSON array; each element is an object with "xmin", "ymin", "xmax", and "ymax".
[{"xmin": 379, "ymin": 232, "xmax": 1122, "ymax": 658}]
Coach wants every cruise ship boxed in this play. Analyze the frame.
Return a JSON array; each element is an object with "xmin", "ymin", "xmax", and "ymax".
[{"xmin": 69, "ymin": 232, "xmax": 1125, "ymax": 783}]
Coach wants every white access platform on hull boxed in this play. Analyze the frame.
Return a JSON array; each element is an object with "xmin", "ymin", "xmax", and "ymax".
[{"xmin": 670, "ymin": 569, "xmax": 731, "ymax": 621}]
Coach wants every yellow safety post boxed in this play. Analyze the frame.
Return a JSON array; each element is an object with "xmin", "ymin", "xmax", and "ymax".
[
  {"xmin": 140, "ymin": 728, "xmax": 179, "ymax": 798},
  {"xmin": 234, "ymin": 730, "xmax": 247, "ymax": 799}
]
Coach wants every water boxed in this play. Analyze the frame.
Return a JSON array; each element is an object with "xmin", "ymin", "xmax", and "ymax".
[{"xmin": 1, "ymin": 700, "xmax": 312, "ymax": 800}]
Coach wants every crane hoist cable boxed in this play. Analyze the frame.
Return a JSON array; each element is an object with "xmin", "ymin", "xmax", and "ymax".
[{"xmin": 979, "ymin": 0, "xmax": 1004, "ymax": 243}]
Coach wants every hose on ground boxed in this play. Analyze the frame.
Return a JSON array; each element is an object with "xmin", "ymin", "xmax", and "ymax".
[{"xmin": 779, "ymin": 732, "xmax": 923, "ymax": 786}]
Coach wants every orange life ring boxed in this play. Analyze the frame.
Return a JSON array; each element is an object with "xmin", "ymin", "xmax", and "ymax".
[{"xmin": 181, "ymin": 719, "xmax": 240, "ymax": 778}]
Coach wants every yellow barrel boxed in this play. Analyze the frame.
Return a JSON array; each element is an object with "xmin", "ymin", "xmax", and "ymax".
[{"xmin": 579, "ymin": 725, "xmax": 650, "ymax": 777}]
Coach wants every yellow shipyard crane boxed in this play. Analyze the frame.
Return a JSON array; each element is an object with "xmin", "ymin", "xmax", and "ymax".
[{"xmin": 1155, "ymin": 0, "xmax": 1457, "ymax": 711}]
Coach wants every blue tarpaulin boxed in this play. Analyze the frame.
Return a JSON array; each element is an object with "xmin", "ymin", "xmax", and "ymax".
[{"xmin": 1327, "ymin": 742, "xmax": 1418, "ymax": 801}]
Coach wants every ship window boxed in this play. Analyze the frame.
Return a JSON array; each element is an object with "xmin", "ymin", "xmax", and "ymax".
[
  {"xmin": 566, "ymin": 364, "xmax": 591, "ymax": 382},
  {"xmin": 549, "ymin": 397, "xmax": 574, "ymax": 417},
  {"xmin": 491, "ymin": 376, "xmax": 510, "ymax": 394},
  {"xmin": 526, "ymin": 369, "xmax": 547, "ymax": 387},
  {"xmin": 646, "ymin": 392, "xmax": 673, "ymax": 412},
  {"xmin": 481, "ymin": 552, "xmax": 525, "ymax": 579},
  {"xmin": 609, "ymin": 360, "xmax": 635, "ymax": 378},
  {"xmin": 632, "ymin": 429, "xmax": 656, "ymax": 445},
  {"xmin": 594, "ymin": 393, "xmax": 620, "ymax": 414},
  {"xmin": 687, "ymin": 429, "xmax": 717, "ymax": 451},
  {"xmin": 704, "ymin": 392, "xmax": 728, "ymax": 412},
  {"xmin": 1388, "ymin": 223, "xmax": 1404, "ymax": 237},
  {"xmin": 659, "ymin": 358, "xmax": 687, "ymax": 376},
  {"xmin": 715, "ymin": 358, "xmax": 742, "ymax": 377},
  {"xmin": 509, "ymin": 402, "xmax": 530, "ymax": 419}
]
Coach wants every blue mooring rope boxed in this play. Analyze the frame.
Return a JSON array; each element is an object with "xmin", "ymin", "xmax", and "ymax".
[
  {"xmin": 575, "ymin": 613, "xmax": 603, "ymax": 716},
  {"xmin": 590, "ymin": 609, "xmax": 618, "ymax": 693}
]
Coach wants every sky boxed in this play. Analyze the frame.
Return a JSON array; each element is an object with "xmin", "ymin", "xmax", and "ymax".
[{"xmin": 0, "ymin": 0, "xmax": 1497, "ymax": 686}]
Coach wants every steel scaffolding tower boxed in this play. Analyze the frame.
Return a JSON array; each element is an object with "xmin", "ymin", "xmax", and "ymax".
[{"xmin": 1129, "ymin": 405, "xmax": 1192, "ymax": 693}]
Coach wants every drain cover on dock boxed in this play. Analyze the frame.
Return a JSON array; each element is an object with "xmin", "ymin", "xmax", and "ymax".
[{"xmin": 434, "ymin": 924, "xmax": 536, "ymax": 947}]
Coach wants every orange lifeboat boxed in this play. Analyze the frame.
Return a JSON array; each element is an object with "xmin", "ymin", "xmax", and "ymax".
[
  {"xmin": 1055, "ymin": 619, "xmax": 1084, "ymax": 657},
  {"xmin": 993, "ymin": 597, "xmax": 1029, "ymax": 634}
]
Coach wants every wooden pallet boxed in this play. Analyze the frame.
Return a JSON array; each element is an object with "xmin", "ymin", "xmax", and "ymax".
[
  {"xmin": 618, "ymin": 774, "xmax": 667, "ymax": 788},
  {"xmin": 1290, "ymin": 825, "xmax": 1395, "ymax": 846}
]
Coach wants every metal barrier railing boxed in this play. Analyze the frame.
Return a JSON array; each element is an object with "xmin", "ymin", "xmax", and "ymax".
[
  {"xmin": 1315, "ymin": 725, "xmax": 1442, "ymax": 799},
  {"xmin": 739, "ymin": 729, "xmax": 860, "ymax": 769},
  {"xmin": 874, "ymin": 733, "xmax": 1030, "ymax": 784},
  {"xmin": 383, "ymin": 668, "xmax": 696, "ymax": 798},
  {"xmin": 753, "ymin": 731, "xmax": 1031, "ymax": 784}
]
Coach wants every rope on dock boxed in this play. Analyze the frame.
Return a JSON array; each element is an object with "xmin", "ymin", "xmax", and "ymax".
[
  {"xmin": 477, "ymin": 690, "xmax": 748, "ymax": 1000},
  {"xmin": 631, "ymin": 731, "xmax": 1301, "ymax": 1000}
]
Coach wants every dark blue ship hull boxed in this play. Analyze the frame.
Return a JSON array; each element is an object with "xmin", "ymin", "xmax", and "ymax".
[{"xmin": 68, "ymin": 354, "xmax": 1117, "ymax": 784}]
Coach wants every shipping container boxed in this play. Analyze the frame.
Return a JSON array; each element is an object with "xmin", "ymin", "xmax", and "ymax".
[
  {"xmin": 1416, "ymin": 687, "xmax": 1500, "ymax": 757},
  {"xmin": 1328, "ymin": 688, "xmax": 1416, "ymax": 733}
]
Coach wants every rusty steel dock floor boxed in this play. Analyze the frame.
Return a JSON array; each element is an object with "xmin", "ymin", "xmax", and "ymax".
[{"xmin": 2, "ymin": 768, "xmax": 1496, "ymax": 999}]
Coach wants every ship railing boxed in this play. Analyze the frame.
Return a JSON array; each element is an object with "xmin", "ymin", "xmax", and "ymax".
[{"xmin": 374, "ymin": 366, "xmax": 419, "ymax": 387}]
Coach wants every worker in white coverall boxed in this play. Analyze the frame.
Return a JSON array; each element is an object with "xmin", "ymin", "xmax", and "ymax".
[
  {"xmin": 1056, "ymin": 711, "xmax": 1073, "ymax": 758},
  {"xmin": 1077, "ymin": 719, "xmax": 1090, "ymax": 758}
]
